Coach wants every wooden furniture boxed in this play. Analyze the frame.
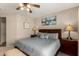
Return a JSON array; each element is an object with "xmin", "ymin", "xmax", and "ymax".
[
  {"xmin": 31, "ymin": 35, "xmax": 37, "ymax": 37},
  {"xmin": 60, "ymin": 38, "xmax": 78, "ymax": 56}
]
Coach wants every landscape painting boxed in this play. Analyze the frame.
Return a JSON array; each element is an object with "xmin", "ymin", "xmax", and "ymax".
[{"xmin": 42, "ymin": 16, "xmax": 56, "ymax": 26}]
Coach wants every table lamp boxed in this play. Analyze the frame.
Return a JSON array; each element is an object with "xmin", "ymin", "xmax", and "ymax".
[
  {"xmin": 65, "ymin": 24, "xmax": 73, "ymax": 40},
  {"xmin": 32, "ymin": 26, "xmax": 37, "ymax": 35}
]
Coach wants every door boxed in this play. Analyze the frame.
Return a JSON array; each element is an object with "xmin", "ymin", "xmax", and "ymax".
[{"xmin": 0, "ymin": 17, "xmax": 6, "ymax": 46}]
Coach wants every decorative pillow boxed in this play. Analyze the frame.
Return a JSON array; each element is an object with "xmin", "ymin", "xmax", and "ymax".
[
  {"xmin": 48, "ymin": 33, "xmax": 58, "ymax": 39},
  {"xmin": 38, "ymin": 32, "xmax": 49, "ymax": 39},
  {"xmin": 37, "ymin": 32, "xmax": 58, "ymax": 39}
]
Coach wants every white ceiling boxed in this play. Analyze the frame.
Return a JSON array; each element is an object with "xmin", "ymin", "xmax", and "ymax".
[{"xmin": 0, "ymin": 3, "xmax": 79, "ymax": 18}]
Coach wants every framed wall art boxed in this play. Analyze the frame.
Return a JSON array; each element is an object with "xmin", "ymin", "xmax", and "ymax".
[
  {"xmin": 41, "ymin": 16, "xmax": 56, "ymax": 26},
  {"xmin": 24, "ymin": 22, "xmax": 30, "ymax": 29}
]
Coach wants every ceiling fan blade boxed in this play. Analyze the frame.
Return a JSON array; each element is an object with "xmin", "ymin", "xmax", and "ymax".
[
  {"xmin": 31, "ymin": 4, "xmax": 40, "ymax": 8},
  {"xmin": 16, "ymin": 3, "xmax": 40, "ymax": 13},
  {"xmin": 29, "ymin": 9, "xmax": 32, "ymax": 13},
  {"xmin": 16, "ymin": 7, "xmax": 21, "ymax": 10},
  {"xmin": 23, "ymin": 3, "xmax": 28, "ymax": 6}
]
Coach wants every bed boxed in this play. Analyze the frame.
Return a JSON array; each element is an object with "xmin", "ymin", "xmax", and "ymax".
[{"xmin": 15, "ymin": 29, "xmax": 62, "ymax": 56}]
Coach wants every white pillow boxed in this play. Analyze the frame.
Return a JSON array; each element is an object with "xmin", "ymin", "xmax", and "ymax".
[
  {"xmin": 38, "ymin": 32, "xmax": 58, "ymax": 39},
  {"xmin": 39, "ymin": 33, "xmax": 49, "ymax": 39},
  {"xmin": 47, "ymin": 33, "xmax": 58, "ymax": 39}
]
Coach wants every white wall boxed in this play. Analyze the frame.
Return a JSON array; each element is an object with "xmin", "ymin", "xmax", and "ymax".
[
  {"xmin": 34, "ymin": 7, "xmax": 79, "ymax": 39},
  {"xmin": 16, "ymin": 12, "xmax": 34, "ymax": 40}
]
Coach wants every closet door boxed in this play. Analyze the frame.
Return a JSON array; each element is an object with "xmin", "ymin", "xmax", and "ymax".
[{"xmin": 0, "ymin": 17, "xmax": 6, "ymax": 46}]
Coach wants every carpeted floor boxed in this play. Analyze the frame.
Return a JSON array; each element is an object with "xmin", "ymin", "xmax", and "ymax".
[
  {"xmin": 0, "ymin": 47, "xmax": 14, "ymax": 56},
  {"xmin": 0, "ymin": 47, "xmax": 69, "ymax": 56},
  {"xmin": 57, "ymin": 52, "xmax": 69, "ymax": 56}
]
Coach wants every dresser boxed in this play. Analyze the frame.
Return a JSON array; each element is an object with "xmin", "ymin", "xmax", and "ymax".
[{"xmin": 60, "ymin": 38, "xmax": 78, "ymax": 56}]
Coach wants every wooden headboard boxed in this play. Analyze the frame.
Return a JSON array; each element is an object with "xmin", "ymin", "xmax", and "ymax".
[{"xmin": 39, "ymin": 29, "xmax": 62, "ymax": 39}]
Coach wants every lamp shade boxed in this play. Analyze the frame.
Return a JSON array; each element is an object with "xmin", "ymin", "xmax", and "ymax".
[
  {"xmin": 66, "ymin": 24, "xmax": 73, "ymax": 31},
  {"xmin": 32, "ymin": 27, "xmax": 37, "ymax": 31},
  {"xmin": 32, "ymin": 26, "xmax": 38, "ymax": 35}
]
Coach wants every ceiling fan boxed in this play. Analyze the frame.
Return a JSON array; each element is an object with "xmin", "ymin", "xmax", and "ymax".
[{"xmin": 16, "ymin": 3, "xmax": 40, "ymax": 13}]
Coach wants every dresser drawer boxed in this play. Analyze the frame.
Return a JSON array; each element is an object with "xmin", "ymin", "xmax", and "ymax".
[{"xmin": 60, "ymin": 39, "xmax": 78, "ymax": 56}]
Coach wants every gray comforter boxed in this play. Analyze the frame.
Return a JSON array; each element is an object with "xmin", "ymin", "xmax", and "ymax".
[{"xmin": 15, "ymin": 37, "xmax": 60, "ymax": 56}]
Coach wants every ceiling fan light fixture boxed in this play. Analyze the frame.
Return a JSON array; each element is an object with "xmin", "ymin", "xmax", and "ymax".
[
  {"xmin": 26, "ymin": 8, "xmax": 30, "ymax": 12},
  {"xmin": 27, "ymin": 4, "xmax": 31, "ymax": 8},
  {"xmin": 20, "ymin": 7, "xmax": 24, "ymax": 10}
]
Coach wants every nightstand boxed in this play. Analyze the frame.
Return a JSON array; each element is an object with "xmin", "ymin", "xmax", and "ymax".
[
  {"xmin": 31, "ymin": 35, "xmax": 37, "ymax": 37},
  {"xmin": 60, "ymin": 38, "xmax": 78, "ymax": 56}
]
